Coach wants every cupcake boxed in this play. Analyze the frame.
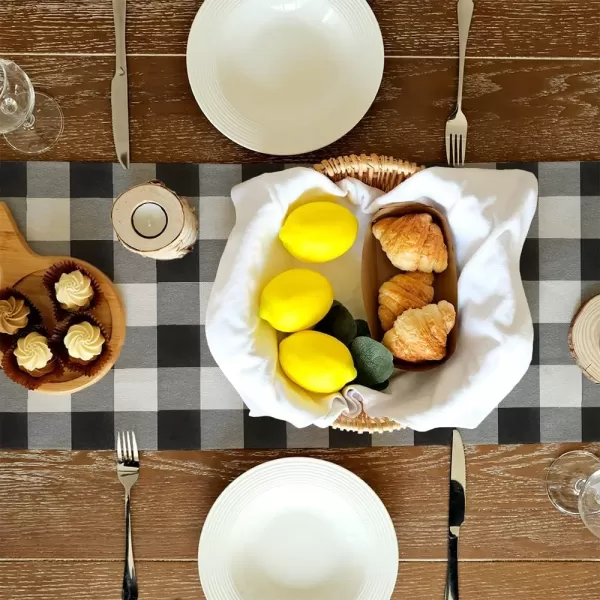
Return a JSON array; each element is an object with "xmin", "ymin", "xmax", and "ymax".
[
  {"xmin": 2, "ymin": 327, "xmax": 63, "ymax": 390},
  {"xmin": 64, "ymin": 321, "xmax": 105, "ymax": 365},
  {"xmin": 13, "ymin": 331, "xmax": 56, "ymax": 377},
  {"xmin": 0, "ymin": 295, "xmax": 31, "ymax": 335},
  {"xmin": 0, "ymin": 288, "xmax": 42, "ymax": 352},
  {"xmin": 55, "ymin": 270, "xmax": 94, "ymax": 311},
  {"xmin": 52, "ymin": 314, "xmax": 111, "ymax": 376},
  {"xmin": 43, "ymin": 261, "xmax": 100, "ymax": 316}
]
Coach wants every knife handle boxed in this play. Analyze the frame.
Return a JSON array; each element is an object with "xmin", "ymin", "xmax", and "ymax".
[
  {"xmin": 112, "ymin": 0, "xmax": 127, "ymax": 76},
  {"xmin": 445, "ymin": 533, "xmax": 459, "ymax": 600}
]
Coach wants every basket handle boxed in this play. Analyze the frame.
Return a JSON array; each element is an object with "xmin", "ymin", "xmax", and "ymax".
[{"xmin": 314, "ymin": 154, "xmax": 424, "ymax": 193}]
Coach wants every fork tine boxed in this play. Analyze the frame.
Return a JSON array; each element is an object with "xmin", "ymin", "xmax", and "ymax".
[
  {"xmin": 117, "ymin": 431, "xmax": 122, "ymax": 462},
  {"xmin": 125, "ymin": 431, "xmax": 131, "ymax": 461},
  {"xmin": 454, "ymin": 133, "xmax": 460, "ymax": 168},
  {"xmin": 461, "ymin": 134, "xmax": 466, "ymax": 166},
  {"xmin": 446, "ymin": 135, "xmax": 452, "ymax": 166},
  {"xmin": 455, "ymin": 135, "xmax": 459, "ymax": 167},
  {"xmin": 456, "ymin": 135, "xmax": 460, "ymax": 167},
  {"xmin": 119, "ymin": 431, "xmax": 124, "ymax": 461},
  {"xmin": 132, "ymin": 431, "xmax": 139, "ymax": 462}
]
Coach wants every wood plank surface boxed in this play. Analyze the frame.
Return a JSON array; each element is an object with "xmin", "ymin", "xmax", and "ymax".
[
  {"xmin": 2, "ymin": 445, "xmax": 600, "ymax": 562},
  {"xmin": 1, "ymin": 0, "xmax": 599, "ymax": 58},
  {"xmin": 1, "ymin": 560, "xmax": 599, "ymax": 600},
  {"xmin": 2, "ymin": 2, "xmax": 599, "ymax": 597},
  {"xmin": 1, "ymin": 0, "xmax": 599, "ymax": 163},
  {"xmin": 1, "ymin": 55, "xmax": 599, "ymax": 164}
]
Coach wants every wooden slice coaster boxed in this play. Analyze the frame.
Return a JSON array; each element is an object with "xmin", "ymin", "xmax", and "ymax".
[
  {"xmin": 569, "ymin": 295, "xmax": 600, "ymax": 383},
  {"xmin": 0, "ymin": 202, "xmax": 125, "ymax": 394}
]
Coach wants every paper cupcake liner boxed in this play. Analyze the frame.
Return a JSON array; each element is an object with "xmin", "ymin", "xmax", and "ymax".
[
  {"xmin": 1, "ymin": 326, "xmax": 63, "ymax": 391},
  {"xmin": 51, "ymin": 313, "xmax": 111, "ymax": 377},
  {"xmin": 42, "ymin": 260, "xmax": 102, "ymax": 319},
  {"xmin": 0, "ymin": 288, "xmax": 44, "ymax": 352}
]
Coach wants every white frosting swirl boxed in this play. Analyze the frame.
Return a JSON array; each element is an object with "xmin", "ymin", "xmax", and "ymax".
[
  {"xmin": 0, "ymin": 296, "xmax": 30, "ymax": 335},
  {"xmin": 55, "ymin": 271, "xmax": 94, "ymax": 309},
  {"xmin": 14, "ymin": 332, "xmax": 53, "ymax": 372},
  {"xmin": 64, "ymin": 321, "xmax": 105, "ymax": 361}
]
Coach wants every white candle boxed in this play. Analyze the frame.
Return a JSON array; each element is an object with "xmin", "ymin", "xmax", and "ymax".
[{"xmin": 131, "ymin": 202, "xmax": 168, "ymax": 239}]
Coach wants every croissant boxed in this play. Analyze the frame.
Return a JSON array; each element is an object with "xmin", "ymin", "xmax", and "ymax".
[
  {"xmin": 378, "ymin": 271, "xmax": 434, "ymax": 331},
  {"xmin": 372, "ymin": 213, "xmax": 448, "ymax": 273},
  {"xmin": 383, "ymin": 300, "xmax": 456, "ymax": 362}
]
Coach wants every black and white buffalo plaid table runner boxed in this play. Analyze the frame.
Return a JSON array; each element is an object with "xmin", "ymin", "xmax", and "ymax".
[{"xmin": 0, "ymin": 161, "xmax": 599, "ymax": 449}]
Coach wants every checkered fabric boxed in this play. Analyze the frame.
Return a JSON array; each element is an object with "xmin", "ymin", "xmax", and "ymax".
[{"xmin": 0, "ymin": 161, "xmax": 599, "ymax": 450}]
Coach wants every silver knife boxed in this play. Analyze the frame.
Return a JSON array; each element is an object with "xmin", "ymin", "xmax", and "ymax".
[
  {"xmin": 445, "ymin": 430, "xmax": 466, "ymax": 600},
  {"xmin": 111, "ymin": 0, "xmax": 130, "ymax": 169}
]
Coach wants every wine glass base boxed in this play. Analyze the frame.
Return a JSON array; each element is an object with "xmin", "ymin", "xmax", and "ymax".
[
  {"xmin": 546, "ymin": 451, "xmax": 600, "ymax": 515},
  {"xmin": 579, "ymin": 469, "xmax": 600, "ymax": 538},
  {"xmin": 3, "ymin": 92, "xmax": 63, "ymax": 154}
]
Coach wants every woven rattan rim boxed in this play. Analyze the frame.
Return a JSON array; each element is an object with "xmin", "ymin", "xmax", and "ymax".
[{"xmin": 314, "ymin": 154, "xmax": 425, "ymax": 433}]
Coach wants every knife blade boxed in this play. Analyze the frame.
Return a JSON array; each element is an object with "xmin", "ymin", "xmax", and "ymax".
[
  {"xmin": 445, "ymin": 429, "xmax": 466, "ymax": 600},
  {"xmin": 111, "ymin": 0, "xmax": 130, "ymax": 169}
]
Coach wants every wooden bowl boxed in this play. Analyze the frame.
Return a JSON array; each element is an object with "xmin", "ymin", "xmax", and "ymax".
[
  {"xmin": 361, "ymin": 202, "xmax": 459, "ymax": 371},
  {"xmin": 0, "ymin": 202, "xmax": 125, "ymax": 394}
]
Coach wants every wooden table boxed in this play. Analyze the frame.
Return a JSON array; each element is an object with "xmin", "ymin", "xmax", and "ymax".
[
  {"xmin": 2, "ymin": 444, "xmax": 600, "ymax": 599},
  {"xmin": 1, "ymin": 0, "xmax": 599, "ymax": 163},
  {"xmin": 2, "ymin": 2, "xmax": 600, "ymax": 597}
]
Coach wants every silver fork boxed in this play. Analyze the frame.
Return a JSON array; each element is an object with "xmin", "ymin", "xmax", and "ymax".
[
  {"xmin": 445, "ymin": 0, "xmax": 474, "ymax": 167},
  {"xmin": 116, "ymin": 431, "xmax": 139, "ymax": 600}
]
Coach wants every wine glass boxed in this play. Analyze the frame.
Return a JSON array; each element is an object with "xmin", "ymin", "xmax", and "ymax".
[
  {"xmin": 0, "ymin": 59, "xmax": 63, "ymax": 154},
  {"xmin": 546, "ymin": 450, "xmax": 600, "ymax": 537}
]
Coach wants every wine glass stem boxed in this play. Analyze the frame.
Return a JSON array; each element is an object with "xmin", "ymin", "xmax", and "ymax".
[
  {"xmin": 574, "ymin": 478, "xmax": 586, "ymax": 494},
  {"xmin": 1, "ymin": 97, "xmax": 18, "ymax": 116},
  {"xmin": 22, "ymin": 113, "xmax": 35, "ymax": 129}
]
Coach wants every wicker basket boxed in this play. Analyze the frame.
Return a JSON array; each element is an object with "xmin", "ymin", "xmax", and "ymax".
[{"xmin": 313, "ymin": 153, "xmax": 425, "ymax": 433}]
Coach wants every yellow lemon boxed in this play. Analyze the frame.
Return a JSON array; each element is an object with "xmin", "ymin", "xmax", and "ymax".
[
  {"xmin": 259, "ymin": 269, "xmax": 334, "ymax": 333},
  {"xmin": 279, "ymin": 201, "xmax": 359, "ymax": 263},
  {"xmin": 279, "ymin": 330, "xmax": 357, "ymax": 394}
]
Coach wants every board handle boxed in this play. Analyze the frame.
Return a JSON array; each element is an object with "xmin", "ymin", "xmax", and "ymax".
[{"xmin": 0, "ymin": 202, "xmax": 42, "ymax": 288}]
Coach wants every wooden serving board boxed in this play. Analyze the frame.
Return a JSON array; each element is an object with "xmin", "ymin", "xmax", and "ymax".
[{"xmin": 0, "ymin": 202, "xmax": 125, "ymax": 394}]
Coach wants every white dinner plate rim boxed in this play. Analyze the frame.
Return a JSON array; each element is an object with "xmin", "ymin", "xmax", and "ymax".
[
  {"xmin": 186, "ymin": 0, "xmax": 384, "ymax": 156},
  {"xmin": 198, "ymin": 457, "xmax": 398, "ymax": 600}
]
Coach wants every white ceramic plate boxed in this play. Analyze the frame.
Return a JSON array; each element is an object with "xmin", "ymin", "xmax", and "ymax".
[
  {"xmin": 198, "ymin": 457, "xmax": 398, "ymax": 600},
  {"xmin": 186, "ymin": 0, "xmax": 384, "ymax": 156}
]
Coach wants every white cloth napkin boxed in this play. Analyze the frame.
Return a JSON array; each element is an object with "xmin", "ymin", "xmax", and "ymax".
[{"xmin": 206, "ymin": 166, "xmax": 538, "ymax": 431}]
